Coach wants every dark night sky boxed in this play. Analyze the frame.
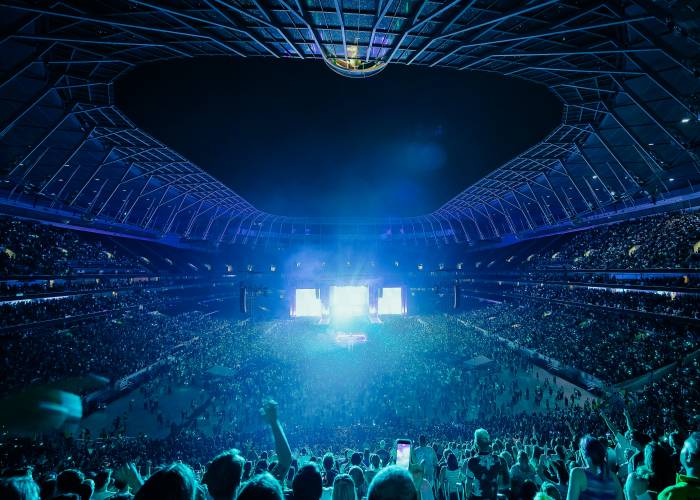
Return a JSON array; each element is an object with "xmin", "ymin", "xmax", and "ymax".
[{"xmin": 116, "ymin": 57, "xmax": 561, "ymax": 218}]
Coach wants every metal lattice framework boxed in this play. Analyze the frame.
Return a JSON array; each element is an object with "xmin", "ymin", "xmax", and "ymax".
[{"xmin": 0, "ymin": 0, "xmax": 699, "ymax": 246}]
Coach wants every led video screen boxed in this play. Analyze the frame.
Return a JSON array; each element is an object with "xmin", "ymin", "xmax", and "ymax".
[
  {"xmin": 331, "ymin": 285, "xmax": 369, "ymax": 318},
  {"xmin": 294, "ymin": 288, "xmax": 322, "ymax": 317},
  {"xmin": 378, "ymin": 287, "xmax": 403, "ymax": 315}
]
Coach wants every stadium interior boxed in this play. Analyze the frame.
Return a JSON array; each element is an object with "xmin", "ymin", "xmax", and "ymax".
[{"xmin": 0, "ymin": 1, "xmax": 699, "ymax": 500}]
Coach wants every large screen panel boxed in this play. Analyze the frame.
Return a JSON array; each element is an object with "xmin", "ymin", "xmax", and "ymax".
[
  {"xmin": 331, "ymin": 285, "xmax": 369, "ymax": 318},
  {"xmin": 295, "ymin": 288, "xmax": 322, "ymax": 317},
  {"xmin": 378, "ymin": 287, "xmax": 403, "ymax": 315}
]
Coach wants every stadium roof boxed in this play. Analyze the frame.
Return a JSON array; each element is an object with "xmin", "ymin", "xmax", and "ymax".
[{"xmin": 0, "ymin": 0, "xmax": 699, "ymax": 247}]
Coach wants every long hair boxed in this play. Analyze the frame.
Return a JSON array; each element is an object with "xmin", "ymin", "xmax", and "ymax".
[
  {"xmin": 447, "ymin": 453, "xmax": 459, "ymax": 471},
  {"xmin": 135, "ymin": 463, "xmax": 198, "ymax": 500},
  {"xmin": 643, "ymin": 443, "xmax": 675, "ymax": 493},
  {"xmin": 580, "ymin": 435, "xmax": 609, "ymax": 478},
  {"xmin": 332, "ymin": 474, "xmax": 357, "ymax": 500}
]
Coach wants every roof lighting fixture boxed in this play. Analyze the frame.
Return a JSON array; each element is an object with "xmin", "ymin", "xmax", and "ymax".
[
  {"xmin": 324, "ymin": 44, "xmax": 388, "ymax": 78},
  {"xmin": 681, "ymin": 117, "xmax": 691, "ymax": 124}
]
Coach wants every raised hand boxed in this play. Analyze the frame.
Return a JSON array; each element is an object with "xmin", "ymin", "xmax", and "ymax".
[
  {"xmin": 114, "ymin": 462, "xmax": 144, "ymax": 492},
  {"xmin": 259, "ymin": 399, "xmax": 279, "ymax": 425}
]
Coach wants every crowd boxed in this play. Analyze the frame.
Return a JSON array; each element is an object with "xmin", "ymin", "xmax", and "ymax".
[
  {"xmin": 463, "ymin": 301, "xmax": 698, "ymax": 383},
  {"xmin": 0, "ymin": 211, "xmax": 699, "ymax": 499},
  {"xmin": 1, "ymin": 399, "xmax": 699, "ymax": 500},
  {"xmin": 0, "ymin": 310, "xmax": 215, "ymax": 396},
  {"xmin": 460, "ymin": 282, "xmax": 700, "ymax": 320},
  {"xmin": 0, "ymin": 217, "xmax": 149, "ymax": 276},
  {"xmin": 537, "ymin": 211, "xmax": 700, "ymax": 270},
  {"xmin": 1, "ymin": 310, "xmax": 698, "ymax": 499},
  {"xmin": 0, "ymin": 292, "xmax": 151, "ymax": 329},
  {"xmin": 468, "ymin": 211, "xmax": 700, "ymax": 273}
]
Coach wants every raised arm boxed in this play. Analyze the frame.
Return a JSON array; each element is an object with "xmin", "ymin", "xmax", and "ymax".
[
  {"xmin": 260, "ymin": 399, "xmax": 292, "ymax": 482},
  {"xmin": 599, "ymin": 410, "xmax": 621, "ymax": 438},
  {"xmin": 622, "ymin": 408, "xmax": 634, "ymax": 435}
]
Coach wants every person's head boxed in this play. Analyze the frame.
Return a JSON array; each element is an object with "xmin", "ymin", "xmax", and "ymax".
[
  {"xmin": 292, "ymin": 463, "xmax": 323, "ymax": 500},
  {"xmin": 680, "ymin": 432, "xmax": 700, "ymax": 475},
  {"xmin": 0, "ymin": 476, "xmax": 40, "ymax": 500},
  {"xmin": 39, "ymin": 476, "xmax": 56, "ymax": 499},
  {"xmin": 237, "ymin": 473, "xmax": 283, "ymax": 500},
  {"xmin": 447, "ymin": 453, "xmax": 458, "ymax": 471},
  {"xmin": 134, "ymin": 462, "xmax": 199, "ymax": 500},
  {"xmin": 493, "ymin": 439, "xmax": 504, "ymax": 454},
  {"xmin": 474, "ymin": 429, "xmax": 490, "ymax": 452},
  {"xmin": 323, "ymin": 453, "xmax": 335, "ymax": 471},
  {"xmin": 629, "ymin": 430, "xmax": 651, "ymax": 451},
  {"xmin": 367, "ymin": 466, "xmax": 417, "ymax": 500},
  {"xmin": 518, "ymin": 450, "xmax": 530, "ymax": 467},
  {"xmin": 332, "ymin": 474, "xmax": 357, "ymax": 500},
  {"xmin": 351, "ymin": 452, "xmax": 363, "ymax": 467},
  {"xmin": 255, "ymin": 460, "xmax": 269, "ymax": 474},
  {"xmin": 555, "ymin": 445, "xmax": 566, "ymax": 461},
  {"xmin": 203, "ymin": 450, "xmax": 245, "ymax": 500},
  {"xmin": 94, "ymin": 469, "xmax": 111, "ymax": 491},
  {"xmin": 644, "ymin": 443, "xmax": 674, "ymax": 492},
  {"xmin": 500, "ymin": 451, "xmax": 514, "ymax": 468},
  {"xmin": 419, "ymin": 435, "xmax": 427, "ymax": 447},
  {"xmin": 78, "ymin": 479, "xmax": 94, "ymax": 500},
  {"xmin": 348, "ymin": 466, "xmax": 365, "ymax": 493},
  {"xmin": 580, "ymin": 436, "xmax": 608, "ymax": 475},
  {"xmin": 520, "ymin": 480, "xmax": 538, "ymax": 500},
  {"xmin": 669, "ymin": 432, "xmax": 685, "ymax": 452},
  {"xmin": 114, "ymin": 476, "xmax": 128, "ymax": 493},
  {"xmin": 370, "ymin": 454, "xmax": 381, "ymax": 470},
  {"xmin": 541, "ymin": 482, "xmax": 561, "ymax": 500},
  {"xmin": 57, "ymin": 470, "xmax": 84, "ymax": 495}
]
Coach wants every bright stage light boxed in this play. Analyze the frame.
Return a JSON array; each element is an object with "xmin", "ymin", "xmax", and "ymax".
[
  {"xmin": 378, "ymin": 287, "xmax": 403, "ymax": 315},
  {"xmin": 295, "ymin": 288, "xmax": 322, "ymax": 317},
  {"xmin": 331, "ymin": 286, "xmax": 369, "ymax": 318}
]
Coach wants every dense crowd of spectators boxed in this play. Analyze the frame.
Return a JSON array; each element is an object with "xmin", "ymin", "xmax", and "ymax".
[
  {"xmin": 0, "ymin": 211, "xmax": 699, "ymax": 499},
  {"xmin": 1, "ymin": 311, "xmax": 698, "ymax": 499},
  {"xmin": 0, "ymin": 292, "xmax": 151, "ymax": 329},
  {"xmin": 0, "ymin": 217, "xmax": 149, "ymax": 276},
  {"xmin": 464, "ymin": 301, "xmax": 698, "ymax": 383},
  {"xmin": 460, "ymin": 282, "xmax": 700, "ymax": 320},
  {"xmin": 0, "ymin": 311, "xmax": 212, "ymax": 396},
  {"xmin": 540, "ymin": 211, "xmax": 700, "ymax": 270},
  {"xmin": 469, "ymin": 211, "xmax": 700, "ymax": 272}
]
